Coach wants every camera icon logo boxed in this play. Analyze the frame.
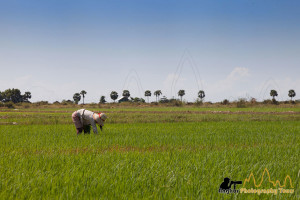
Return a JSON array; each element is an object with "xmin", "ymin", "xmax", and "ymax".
[{"xmin": 219, "ymin": 177, "xmax": 242, "ymax": 194}]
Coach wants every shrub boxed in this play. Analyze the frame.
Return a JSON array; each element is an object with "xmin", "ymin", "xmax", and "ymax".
[
  {"xmin": 250, "ymin": 98, "xmax": 257, "ymax": 104},
  {"xmin": 24, "ymin": 104, "xmax": 30, "ymax": 108},
  {"xmin": 236, "ymin": 98, "xmax": 247, "ymax": 108},
  {"xmin": 132, "ymin": 97, "xmax": 145, "ymax": 103},
  {"xmin": 19, "ymin": 102, "xmax": 31, "ymax": 108},
  {"xmin": 89, "ymin": 103, "xmax": 97, "ymax": 107},
  {"xmin": 194, "ymin": 99, "xmax": 203, "ymax": 106},
  {"xmin": 159, "ymin": 96, "xmax": 169, "ymax": 103},
  {"xmin": 272, "ymin": 99, "xmax": 278, "ymax": 105},
  {"xmin": 4, "ymin": 102, "xmax": 15, "ymax": 108},
  {"xmin": 171, "ymin": 100, "xmax": 183, "ymax": 107},
  {"xmin": 35, "ymin": 101, "xmax": 49, "ymax": 106},
  {"xmin": 263, "ymin": 99, "xmax": 272, "ymax": 104},
  {"xmin": 222, "ymin": 99, "xmax": 229, "ymax": 105},
  {"xmin": 61, "ymin": 100, "xmax": 73, "ymax": 105}
]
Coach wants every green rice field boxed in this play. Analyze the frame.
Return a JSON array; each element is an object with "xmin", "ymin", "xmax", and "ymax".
[{"xmin": 0, "ymin": 106, "xmax": 299, "ymax": 199}]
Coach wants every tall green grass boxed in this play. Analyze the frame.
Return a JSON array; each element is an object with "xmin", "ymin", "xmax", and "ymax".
[
  {"xmin": 0, "ymin": 117, "xmax": 299, "ymax": 199},
  {"xmin": 1, "ymin": 111, "xmax": 299, "ymax": 125}
]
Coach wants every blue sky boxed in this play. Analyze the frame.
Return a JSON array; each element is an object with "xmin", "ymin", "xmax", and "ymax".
[{"xmin": 1, "ymin": 0, "xmax": 299, "ymax": 102}]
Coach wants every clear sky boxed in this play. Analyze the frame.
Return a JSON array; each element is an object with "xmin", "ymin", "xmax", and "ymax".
[{"xmin": 1, "ymin": 0, "xmax": 299, "ymax": 103}]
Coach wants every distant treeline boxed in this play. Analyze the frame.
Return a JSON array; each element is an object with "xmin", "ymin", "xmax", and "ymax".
[
  {"xmin": 0, "ymin": 88, "xmax": 297, "ymax": 106},
  {"xmin": 0, "ymin": 88, "xmax": 31, "ymax": 103}
]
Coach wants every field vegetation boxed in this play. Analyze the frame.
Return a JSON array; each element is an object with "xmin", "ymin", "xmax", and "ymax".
[{"xmin": 0, "ymin": 103, "xmax": 299, "ymax": 199}]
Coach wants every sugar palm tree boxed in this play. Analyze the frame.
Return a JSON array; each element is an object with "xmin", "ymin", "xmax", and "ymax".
[
  {"xmin": 99, "ymin": 96, "xmax": 106, "ymax": 104},
  {"xmin": 80, "ymin": 90, "xmax": 87, "ymax": 104},
  {"xmin": 144, "ymin": 90, "xmax": 151, "ymax": 103},
  {"xmin": 288, "ymin": 89, "xmax": 296, "ymax": 100},
  {"xmin": 198, "ymin": 90, "xmax": 205, "ymax": 101},
  {"xmin": 110, "ymin": 91, "xmax": 118, "ymax": 102},
  {"xmin": 154, "ymin": 90, "xmax": 162, "ymax": 102},
  {"xmin": 73, "ymin": 93, "xmax": 81, "ymax": 104},
  {"xmin": 122, "ymin": 90, "xmax": 130, "ymax": 98},
  {"xmin": 270, "ymin": 90, "xmax": 278, "ymax": 101},
  {"xmin": 178, "ymin": 90, "xmax": 185, "ymax": 102}
]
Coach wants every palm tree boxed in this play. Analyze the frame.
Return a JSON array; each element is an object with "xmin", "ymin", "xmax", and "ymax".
[
  {"xmin": 100, "ymin": 96, "xmax": 106, "ymax": 104},
  {"xmin": 80, "ymin": 90, "xmax": 87, "ymax": 105},
  {"xmin": 110, "ymin": 91, "xmax": 118, "ymax": 102},
  {"xmin": 73, "ymin": 93, "xmax": 81, "ymax": 104},
  {"xmin": 122, "ymin": 90, "xmax": 130, "ymax": 98},
  {"xmin": 178, "ymin": 90, "xmax": 185, "ymax": 102},
  {"xmin": 288, "ymin": 89, "xmax": 296, "ymax": 100},
  {"xmin": 270, "ymin": 90, "xmax": 278, "ymax": 100},
  {"xmin": 144, "ymin": 90, "xmax": 151, "ymax": 103},
  {"xmin": 154, "ymin": 90, "xmax": 162, "ymax": 102},
  {"xmin": 198, "ymin": 90, "xmax": 205, "ymax": 101}
]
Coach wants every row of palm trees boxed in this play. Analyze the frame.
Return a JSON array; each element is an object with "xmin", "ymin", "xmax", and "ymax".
[
  {"xmin": 73, "ymin": 90, "xmax": 87, "ymax": 104},
  {"xmin": 270, "ymin": 89, "xmax": 296, "ymax": 101},
  {"xmin": 109, "ymin": 90, "xmax": 164, "ymax": 103},
  {"xmin": 109, "ymin": 90, "xmax": 206, "ymax": 103},
  {"xmin": 73, "ymin": 89, "xmax": 296, "ymax": 104}
]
